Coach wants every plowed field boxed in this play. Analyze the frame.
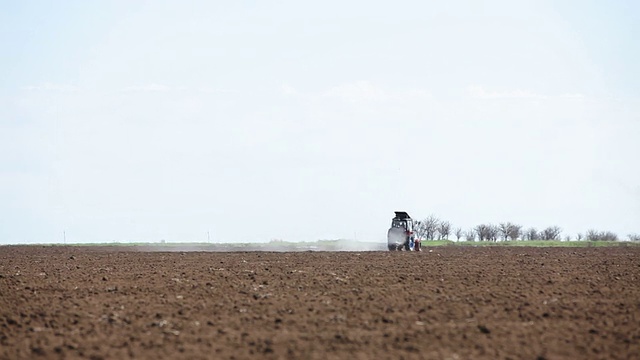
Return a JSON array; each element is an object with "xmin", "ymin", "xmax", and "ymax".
[{"xmin": 1, "ymin": 246, "xmax": 639, "ymax": 359}]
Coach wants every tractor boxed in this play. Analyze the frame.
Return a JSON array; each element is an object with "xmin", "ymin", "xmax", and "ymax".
[{"xmin": 387, "ymin": 211, "xmax": 421, "ymax": 251}]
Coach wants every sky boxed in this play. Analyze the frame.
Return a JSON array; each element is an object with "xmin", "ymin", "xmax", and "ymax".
[{"xmin": 1, "ymin": 0, "xmax": 639, "ymax": 244}]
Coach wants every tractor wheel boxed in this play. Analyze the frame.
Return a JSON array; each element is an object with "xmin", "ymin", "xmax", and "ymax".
[{"xmin": 388, "ymin": 244, "xmax": 397, "ymax": 251}]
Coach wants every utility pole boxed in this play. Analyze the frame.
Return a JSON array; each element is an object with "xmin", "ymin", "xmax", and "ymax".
[
  {"xmin": 207, "ymin": 231, "xmax": 211, "ymax": 243},
  {"xmin": 63, "ymin": 230, "xmax": 66, "ymax": 244}
]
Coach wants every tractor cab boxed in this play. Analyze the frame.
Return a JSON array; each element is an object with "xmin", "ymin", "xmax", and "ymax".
[{"xmin": 391, "ymin": 211, "xmax": 413, "ymax": 232}]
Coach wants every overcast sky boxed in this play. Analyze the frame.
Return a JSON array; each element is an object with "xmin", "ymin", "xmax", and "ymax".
[{"xmin": 1, "ymin": 0, "xmax": 639, "ymax": 244}]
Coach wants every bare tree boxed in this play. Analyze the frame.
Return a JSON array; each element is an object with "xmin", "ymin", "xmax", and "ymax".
[
  {"xmin": 628, "ymin": 234, "xmax": 640, "ymax": 242},
  {"xmin": 498, "ymin": 223, "xmax": 510, "ymax": 241},
  {"xmin": 454, "ymin": 227, "xmax": 463, "ymax": 241},
  {"xmin": 421, "ymin": 215, "xmax": 440, "ymax": 241},
  {"xmin": 474, "ymin": 224, "xmax": 489, "ymax": 241},
  {"xmin": 474, "ymin": 224, "xmax": 498, "ymax": 242},
  {"xmin": 487, "ymin": 224, "xmax": 499, "ymax": 242},
  {"xmin": 413, "ymin": 220, "xmax": 427, "ymax": 240},
  {"xmin": 499, "ymin": 222, "xmax": 522, "ymax": 241},
  {"xmin": 465, "ymin": 229, "xmax": 476, "ymax": 242},
  {"xmin": 524, "ymin": 227, "xmax": 539, "ymax": 241},
  {"xmin": 438, "ymin": 221, "xmax": 451, "ymax": 240},
  {"xmin": 564, "ymin": 235, "xmax": 571, "ymax": 241},
  {"xmin": 507, "ymin": 223, "xmax": 522, "ymax": 241},
  {"xmin": 541, "ymin": 226, "xmax": 562, "ymax": 241},
  {"xmin": 576, "ymin": 233, "xmax": 583, "ymax": 241},
  {"xmin": 586, "ymin": 230, "xmax": 618, "ymax": 241},
  {"xmin": 586, "ymin": 229, "xmax": 599, "ymax": 241}
]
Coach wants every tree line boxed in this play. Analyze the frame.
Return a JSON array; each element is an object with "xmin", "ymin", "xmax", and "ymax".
[{"xmin": 412, "ymin": 215, "xmax": 640, "ymax": 242}]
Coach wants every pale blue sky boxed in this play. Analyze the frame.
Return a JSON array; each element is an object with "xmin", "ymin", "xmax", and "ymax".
[{"xmin": 1, "ymin": 0, "xmax": 639, "ymax": 244}]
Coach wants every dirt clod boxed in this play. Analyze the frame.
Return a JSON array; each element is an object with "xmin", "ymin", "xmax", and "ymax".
[{"xmin": 478, "ymin": 325, "xmax": 491, "ymax": 334}]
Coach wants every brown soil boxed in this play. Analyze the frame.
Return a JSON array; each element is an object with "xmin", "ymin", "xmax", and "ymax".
[{"xmin": 1, "ymin": 246, "xmax": 639, "ymax": 360}]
